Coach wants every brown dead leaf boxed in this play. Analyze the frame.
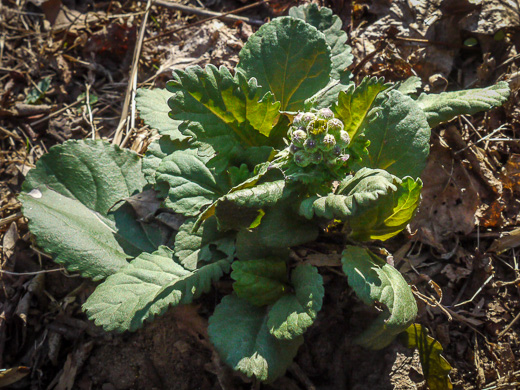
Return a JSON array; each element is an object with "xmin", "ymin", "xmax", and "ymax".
[
  {"xmin": 441, "ymin": 264, "xmax": 472, "ymax": 283},
  {"xmin": 502, "ymin": 153, "xmax": 520, "ymax": 191},
  {"xmin": 1, "ymin": 222, "xmax": 18, "ymax": 272},
  {"xmin": 0, "ymin": 366, "xmax": 30, "ymax": 388},
  {"xmin": 54, "ymin": 341, "xmax": 94, "ymax": 390},
  {"xmin": 411, "ymin": 137, "xmax": 480, "ymax": 251},
  {"xmin": 120, "ymin": 189, "xmax": 161, "ymax": 220},
  {"xmin": 459, "ymin": 0, "xmax": 520, "ymax": 35},
  {"xmin": 303, "ymin": 252, "xmax": 342, "ymax": 267},
  {"xmin": 351, "ymin": 0, "xmax": 468, "ymax": 78},
  {"xmin": 488, "ymin": 227, "xmax": 520, "ymax": 253}
]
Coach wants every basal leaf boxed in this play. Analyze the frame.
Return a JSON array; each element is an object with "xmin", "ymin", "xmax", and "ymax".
[
  {"xmin": 395, "ymin": 76, "xmax": 422, "ymax": 96},
  {"xmin": 136, "ymin": 88, "xmax": 185, "ymax": 139},
  {"xmin": 363, "ymin": 90, "xmax": 431, "ymax": 179},
  {"xmin": 20, "ymin": 140, "xmax": 160, "ymax": 280},
  {"xmin": 289, "ymin": 3, "xmax": 353, "ymax": 79},
  {"xmin": 348, "ymin": 177, "xmax": 423, "ymax": 241},
  {"xmin": 342, "ymin": 246, "xmax": 417, "ymax": 349},
  {"xmin": 400, "ymin": 324, "xmax": 453, "ymax": 390},
  {"xmin": 268, "ymin": 264, "xmax": 324, "ymax": 340},
  {"xmin": 299, "ymin": 168, "xmax": 400, "ymax": 220},
  {"xmin": 193, "ymin": 163, "xmax": 279, "ymax": 229},
  {"xmin": 167, "ymin": 65, "xmax": 281, "ymax": 150},
  {"xmin": 235, "ymin": 229, "xmax": 289, "ymax": 261},
  {"xmin": 174, "ymin": 217, "xmax": 235, "ymax": 270},
  {"xmin": 417, "ymin": 81, "xmax": 510, "ymax": 128},
  {"xmin": 155, "ymin": 149, "xmax": 229, "ymax": 217},
  {"xmin": 84, "ymin": 246, "xmax": 231, "ymax": 332},
  {"xmin": 214, "ymin": 180, "xmax": 288, "ymax": 231},
  {"xmin": 237, "ymin": 17, "xmax": 332, "ymax": 111},
  {"xmin": 142, "ymin": 135, "xmax": 190, "ymax": 185},
  {"xmin": 304, "ymin": 70, "xmax": 354, "ymax": 110},
  {"xmin": 232, "ymin": 259, "xmax": 289, "ymax": 306},
  {"xmin": 333, "ymin": 76, "xmax": 389, "ymax": 140},
  {"xmin": 255, "ymin": 201, "xmax": 319, "ymax": 248},
  {"xmin": 208, "ymin": 295, "xmax": 304, "ymax": 382}
]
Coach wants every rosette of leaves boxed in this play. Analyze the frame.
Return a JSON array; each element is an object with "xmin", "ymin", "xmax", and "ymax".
[{"xmin": 20, "ymin": 3, "xmax": 510, "ymax": 384}]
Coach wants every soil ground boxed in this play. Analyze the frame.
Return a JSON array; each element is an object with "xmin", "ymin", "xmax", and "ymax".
[{"xmin": 1, "ymin": 0, "xmax": 520, "ymax": 389}]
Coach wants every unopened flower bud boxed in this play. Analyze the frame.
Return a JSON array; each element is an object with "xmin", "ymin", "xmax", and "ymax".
[
  {"xmin": 292, "ymin": 113, "xmax": 304, "ymax": 127},
  {"xmin": 294, "ymin": 150, "xmax": 312, "ymax": 167},
  {"xmin": 327, "ymin": 118, "xmax": 344, "ymax": 133},
  {"xmin": 337, "ymin": 130, "xmax": 350, "ymax": 147},
  {"xmin": 317, "ymin": 108, "xmax": 334, "ymax": 120},
  {"xmin": 303, "ymin": 138, "xmax": 318, "ymax": 152},
  {"xmin": 289, "ymin": 143, "xmax": 300, "ymax": 154},
  {"xmin": 319, "ymin": 133, "xmax": 337, "ymax": 152},
  {"xmin": 310, "ymin": 151, "xmax": 323, "ymax": 164},
  {"xmin": 291, "ymin": 129, "xmax": 307, "ymax": 147},
  {"xmin": 300, "ymin": 113, "xmax": 316, "ymax": 127}
]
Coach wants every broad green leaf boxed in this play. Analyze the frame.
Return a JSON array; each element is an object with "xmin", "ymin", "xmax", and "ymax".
[
  {"xmin": 237, "ymin": 17, "xmax": 331, "ymax": 111},
  {"xmin": 208, "ymin": 295, "xmax": 304, "ymax": 382},
  {"xmin": 20, "ymin": 140, "xmax": 160, "ymax": 280},
  {"xmin": 299, "ymin": 168, "xmax": 400, "ymax": 220},
  {"xmin": 142, "ymin": 135, "xmax": 190, "ymax": 185},
  {"xmin": 214, "ymin": 180, "xmax": 288, "ymax": 231},
  {"xmin": 155, "ymin": 149, "xmax": 229, "ymax": 217},
  {"xmin": 136, "ymin": 88, "xmax": 185, "ymax": 139},
  {"xmin": 268, "ymin": 264, "xmax": 324, "ymax": 340},
  {"xmin": 255, "ymin": 201, "xmax": 319, "ymax": 248},
  {"xmin": 193, "ymin": 162, "xmax": 279, "ymax": 228},
  {"xmin": 342, "ymin": 246, "xmax": 417, "ymax": 349},
  {"xmin": 395, "ymin": 76, "xmax": 422, "ymax": 96},
  {"xmin": 417, "ymin": 81, "xmax": 510, "ymax": 128},
  {"xmin": 235, "ymin": 229, "xmax": 289, "ymax": 261},
  {"xmin": 167, "ymin": 65, "xmax": 280, "ymax": 149},
  {"xmin": 84, "ymin": 246, "xmax": 231, "ymax": 332},
  {"xmin": 349, "ymin": 177, "xmax": 423, "ymax": 241},
  {"xmin": 232, "ymin": 259, "xmax": 289, "ymax": 306},
  {"xmin": 400, "ymin": 324, "xmax": 453, "ymax": 390},
  {"xmin": 289, "ymin": 3, "xmax": 353, "ymax": 79},
  {"xmin": 304, "ymin": 70, "xmax": 354, "ymax": 110},
  {"xmin": 333, "ymin": 77, "xmax": 389, "ymax": 140},
  {"xmin": 363, "ymin": 90, "xmax": 431, "ymax": 178},
  {"xmin": 173, "ymin": 217, "xmax": 235, "ymax": 270}
]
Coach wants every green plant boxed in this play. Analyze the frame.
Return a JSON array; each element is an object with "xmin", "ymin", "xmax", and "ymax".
[{"xmin": 20, "ymin": 4, "xmax": 510, "ymax": 383}]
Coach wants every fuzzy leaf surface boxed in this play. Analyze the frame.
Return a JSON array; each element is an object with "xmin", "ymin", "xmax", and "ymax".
[
  {"xmin": 333, "ymin": 77, "xmax": 389, "ymax": 140},
  {"xmin": 136, "ymin": 88, "xmax": 185, "ymax": 139},
  {"xmin": 304, "ymin": 71, "xmax": 354, "ymax": 110},
  {"xmin": 342, "ymin": 246, "xmax": 417, "ymax": 349},
  {"xmin": 363, "ymin": 90, "xmax": 430, "ymax": 179},
  {"xmin": 208, "ymin": 295, "xmax": 304, "ymax": 382},
  {"xmin": 396, "ymin": 76, "xmax": 422, "ymax": 96},
  {"xmin": 299, "ymin": 168, "xmax": 400, "ymax": 220},
  {"xmin": 174, "ymin": 217, "xmax": 235, "ymax": 270},
  {"xmin": 268, "ymin": 264, "xmax": 324, "ymax": 340},
  {"xmin": 167, "ymin": 65, "xmax": 280, "ymax": 151},
  {"xmin": 193, "ymin": 162, "xmax": 279, "ymax": 228},
  {"xmin": 417, "ymin": 81, "xmax": 510, "ymax": 128},
  {"xmin": 255, "ymin": 201, "xmax": 319, "ymax": 248},
  {"xmin": 214, "ymin": 179, "xmax": 288, "ymax": 231},
  {"xmin": 348, "ymin": 177, "xmax": 423, "ymax": 241},
  {"xmin": 155, "ymin": 149, "xmax": 229, "ymax": 217},
  {"xmin": 289, "ymin": 3, "xmax": 353, "ymax": 79},
  {"xmin": 232, "ymin": 259, "xmax": 289, "ymax": 306},
  {"xmin": 20, "ymin": 140, "xmax": 159, "ymax": 280},
  {"xmin": 84, "ymin": 246, "xmax": 231, "ymax": 332},
  {"xmin": 400, "ymin": 324, "xmax": 453, "ymax": 390},
  {"xmin": 237, "ymin": 17, "xmax": 331, "ymax": 111},
  {"xmin": 142, "ymin": 135, "xmax": 190, "ymax": 185}
]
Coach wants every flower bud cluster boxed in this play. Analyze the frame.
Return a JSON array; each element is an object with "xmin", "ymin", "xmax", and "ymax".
[{"xmin": 288, "ymin": 108, "xmax": 350, "ymax": 168}]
